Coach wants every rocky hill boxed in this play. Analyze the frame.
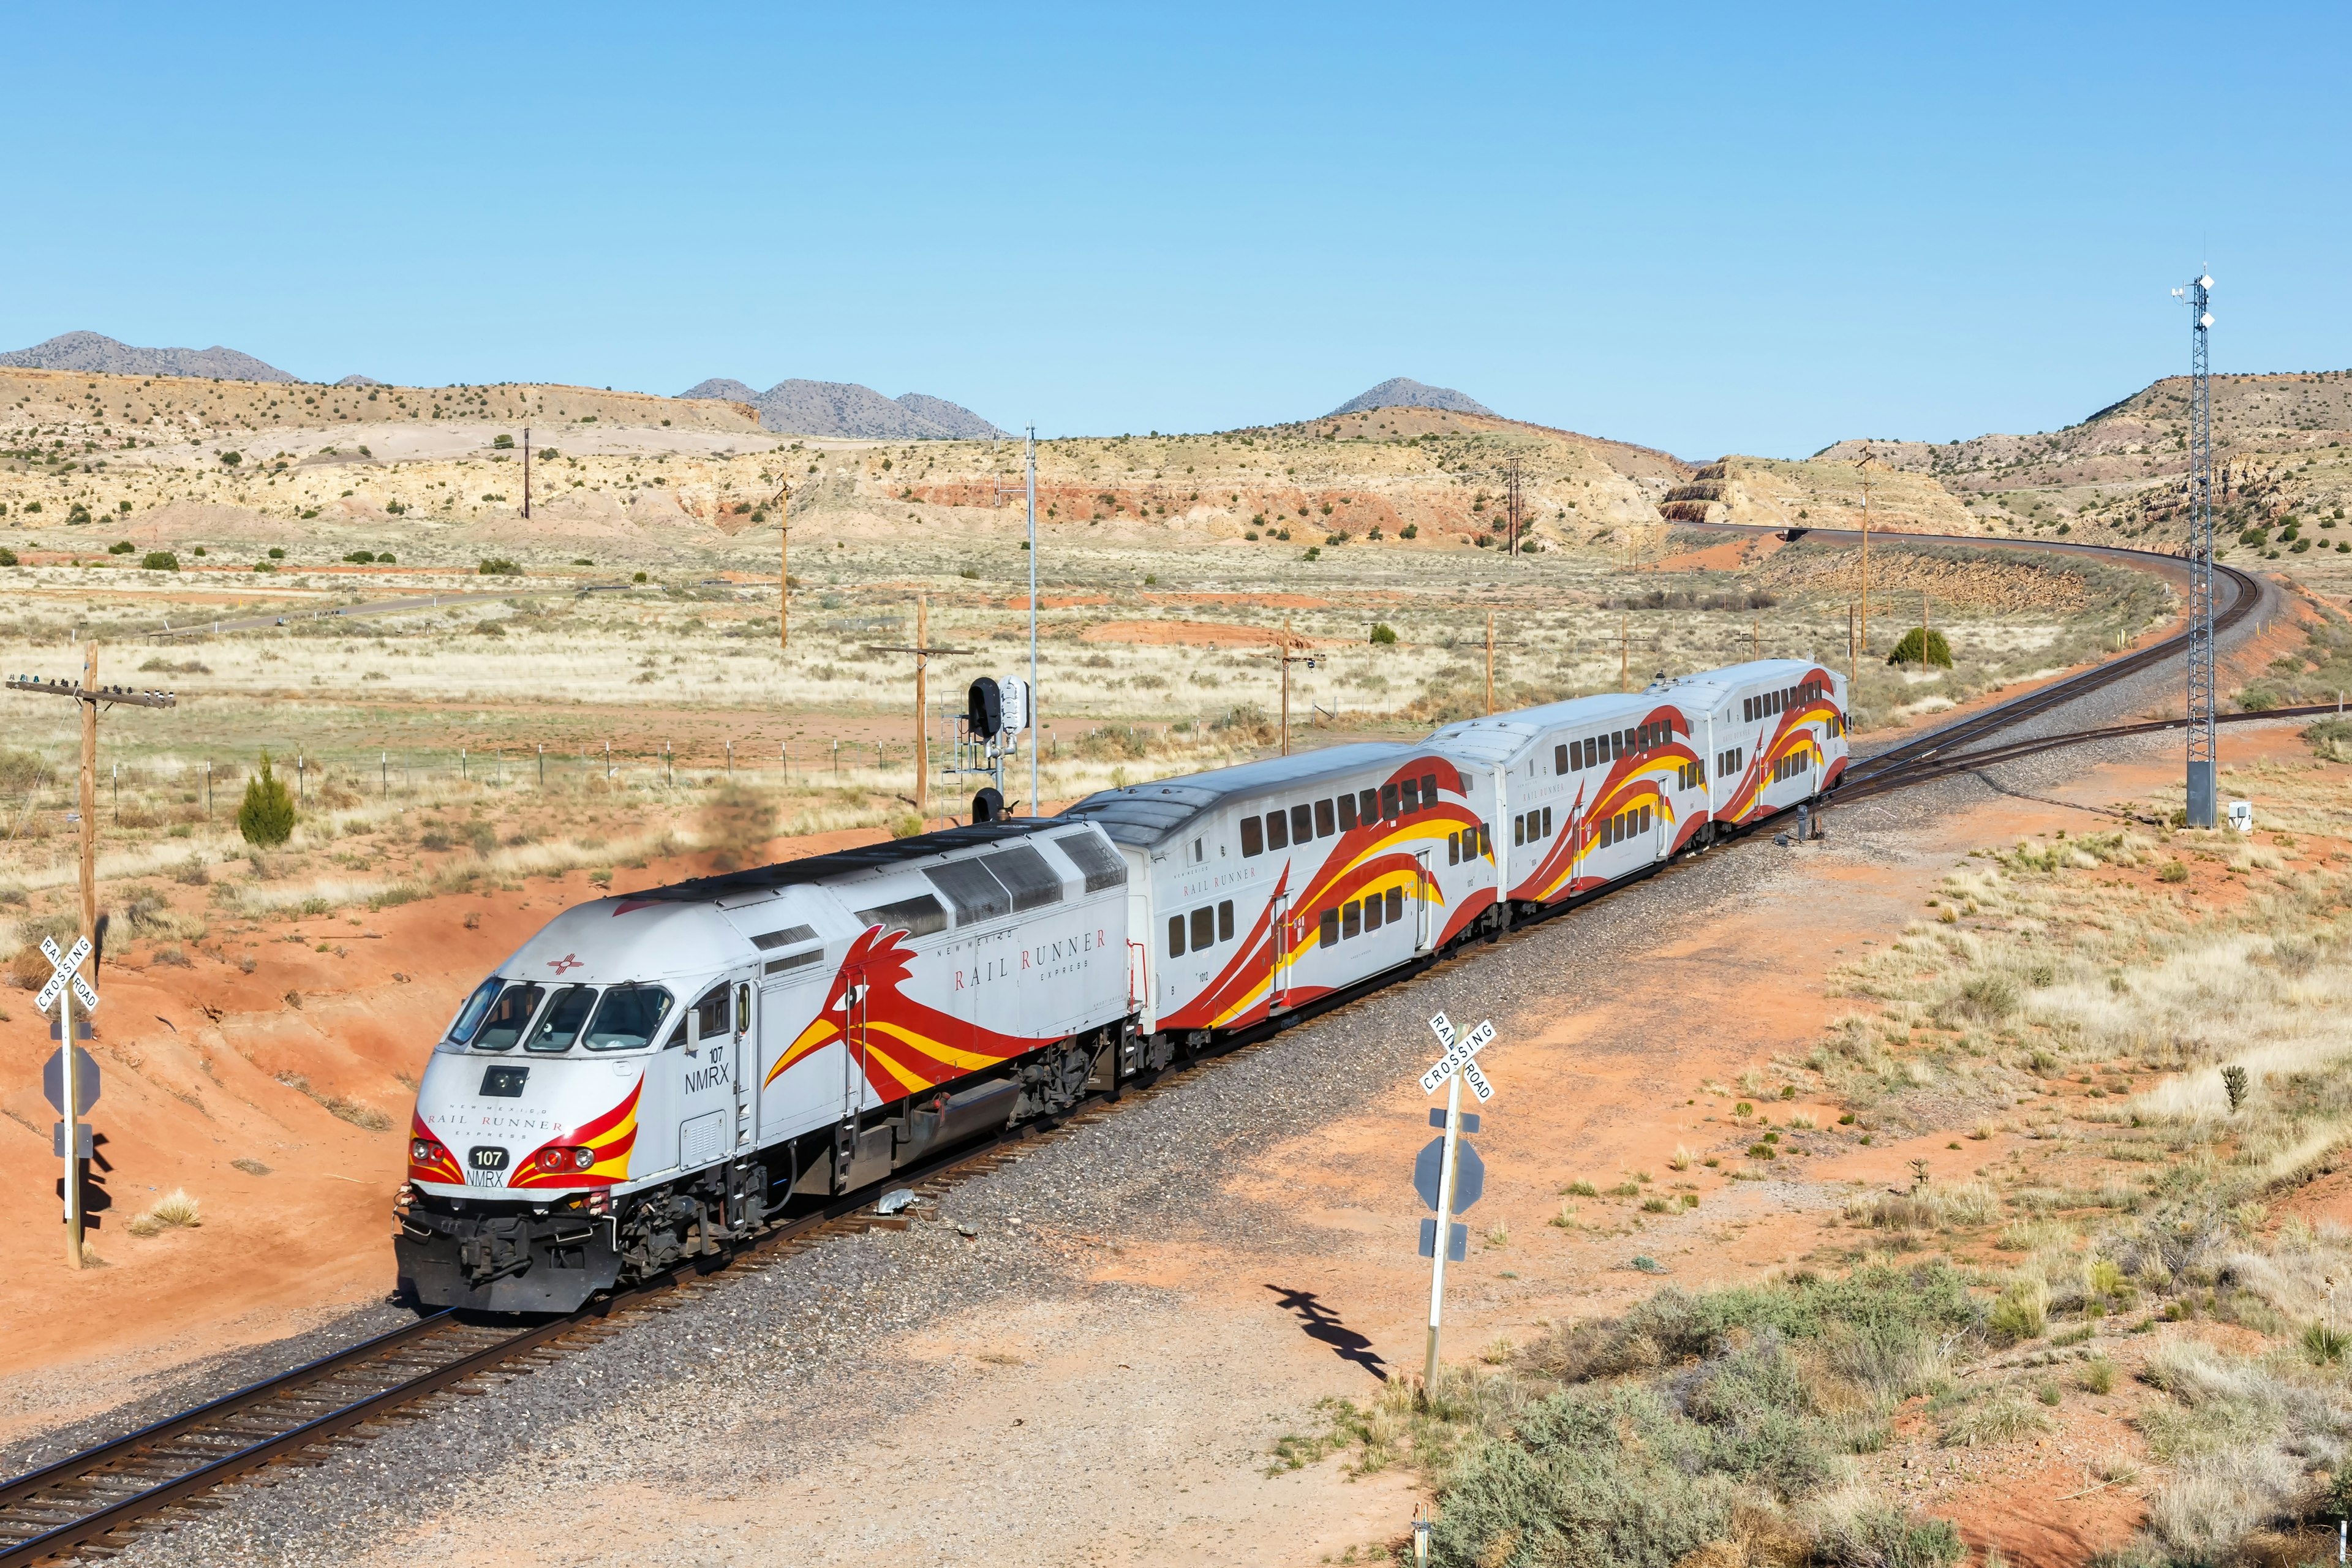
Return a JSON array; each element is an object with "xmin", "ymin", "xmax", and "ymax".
[
  {"xmin": 0, "ymin": 331, "xmax": 295, "ymax": 382},
  {"xmin": 1326, "ymin": 377, "xmax": 1493, "ymax": 418},
  {"xmin": 1812, "ymin": 370, "xmax": 2352, "ymax": 555},
  {"xmin": 677, "ymin": 377, "xmax": 1006, "ymax": 440}
]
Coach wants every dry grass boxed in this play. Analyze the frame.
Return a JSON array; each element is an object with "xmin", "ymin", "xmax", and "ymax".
[{"xmin": 126, "ymin": 1187, "xmax": 200, "ymax": 1237}]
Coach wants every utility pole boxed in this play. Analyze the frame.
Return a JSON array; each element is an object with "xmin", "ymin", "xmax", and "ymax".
[
  {"xmin": 1281, "ymin": 616, "xmax": 1295, "ymax": 756},
  {"xmin": 522, "ymin": 426, "xmax": 530, "ymax": 519},
  {"xmin": 7, "ymin": 654, "xmax": 176, "ymax": 1269},
  {"xmin": 777, "ymin": 478, "xmax": 792, "ymax": 650},
  {"xmin": 1505, "ymin": 454, "xmax": 1522, "ymax": 557},
  {"xmin": 1856, "ymin": 441, "xmax": 1877, "ymax": 662},
  {"xmin": 2175, "ymin": 272, "xmax": 2218, "ymax": 827},
  {"xmin": 867, "ymin": 597, "xmax": 972, "ymax": 823},
  {"xmin": 1619, "ymin": 612, "xmax": 1629, "ymax": 693},
  {"xmin": 1847, "ymin": 601, "xmax": 1857, "ymax": 690},
  {"xmin": 1027, "ymin": 425, "xmax": 1039, "ymax": 816},
  {"xmin": 1485, "ymin": 611, "xmax": 1496, "ymax": 714}
]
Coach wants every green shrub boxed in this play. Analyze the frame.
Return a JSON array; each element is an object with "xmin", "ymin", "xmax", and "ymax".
[
  {"xmin": 1987, "ymin": 1275, "xmax": 2049, "ymax": 1343},
  {"xmin": 344, "ymin": 549, "xmax": 375, "ymax": 564},
  {"xmin": 0, "ymin": 548, "xmax": 19, "ymax": 567},
  {"xmin": 140, "ymin": 551, "xmax": 178, "ymax": 572},
  {"xmin": 2237, "ymin": 686, "xmax": 2280, "ymax": 713},
  {"xmin": 236, "ymin": 753, "xmax": 296, "ymax": 847},
  {"xmin": 478, "ymin": 558, "xmax": 522, "ymax": 576},
  {"xmin": 107, "ymin": 540, "xmax": 135, "ymax": 555},
  {"xmin": 1370, "ymin": 622, "xmax": 1398, "ymax": 646},
  {"xmin": 219, "ymin": 450, "xmax": 241, "ymax": 466},
  {"xmin": 1886, "ymin": 627, "xmax": 1954, "ymax": 668},
  {"xmin": 1814, "ymin": 1506, "xmax": 1966, "ymax": 1568},
  {"xmin": 267, "ymin": 547, "xmax": 285, "ymax": 559},
  {"xmin": 492, "ymin": 433, "xmax": 513, "ymax": 449}
]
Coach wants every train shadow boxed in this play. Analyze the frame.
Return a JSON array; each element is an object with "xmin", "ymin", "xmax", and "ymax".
[{"xmin": 1265, "ymin": 1284, "xmax": 1389, "ymax": 1382}]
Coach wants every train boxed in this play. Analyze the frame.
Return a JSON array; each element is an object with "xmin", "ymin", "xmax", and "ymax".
[{"xmin": 394, "ymin": 658, "xmax": 1847, "ymax": 1311}]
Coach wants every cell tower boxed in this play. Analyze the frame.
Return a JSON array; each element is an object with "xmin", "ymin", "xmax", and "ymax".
[{"xmin": 2173, "ymin": 273, "xmax": 2217, "ymax": 827}]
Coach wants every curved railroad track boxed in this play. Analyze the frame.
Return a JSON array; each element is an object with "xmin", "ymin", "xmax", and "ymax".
[{"xmin": 0, "ymin": 532, "xmax": 2288, "ymax": 1566}]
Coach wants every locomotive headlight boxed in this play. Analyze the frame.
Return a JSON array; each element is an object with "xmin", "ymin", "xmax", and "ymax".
[
  {"xmin": 570, "ymin": 1147, "xmax": 596, "ymax": 1170},
  {"xmin": 410, "ymin": 1137, "xmax": 444, "ymax": 1164}
]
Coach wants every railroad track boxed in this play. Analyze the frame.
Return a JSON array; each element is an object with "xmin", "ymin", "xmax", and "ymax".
[
  {"xmin": 1, "ymin": 536, "xmax": 2285, "ymax": 1565},
  {"xmin": 0, "ymin": 1041, "xmax": 1263, "ymax": 1568}
]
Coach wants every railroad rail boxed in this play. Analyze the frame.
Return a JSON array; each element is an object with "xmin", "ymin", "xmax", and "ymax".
[{"xmin": 1, "ymin": 537, "xmax": 2293, "ymax": 1565}]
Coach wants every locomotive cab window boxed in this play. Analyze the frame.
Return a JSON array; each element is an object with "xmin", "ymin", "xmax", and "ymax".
[
  {"xmin": 690, "ymin": 982, "xmax": 731, "ymax": 1042},
  {"xmin": 524, "ymin": 984, "xmax": 598, "ymax": 1053},
  {"xmin": 584, "ymin": 984, "xmax": 674, "ymax": 1052},
  {"xmin": 444, "ymin": 978, "xmax": 502, "ymax": 1046},
  {"xmin": 467, "ymin": 982, "xmax": 545, "ymax": 1052}
]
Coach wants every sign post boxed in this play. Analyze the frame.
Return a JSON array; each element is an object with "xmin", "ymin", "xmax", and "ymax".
[
  {"xmin": 36, "ymin": 933, "xmax": 97, "ymax": 1268},
  {"xmin": 1418, "ymin": 1011, "xmax": 1495, "ymax": 1393}
]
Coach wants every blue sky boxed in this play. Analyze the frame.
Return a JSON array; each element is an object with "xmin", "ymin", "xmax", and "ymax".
[{"xmin": 5, "ymin": 3, "xmax": 2344, "ymax": 458}]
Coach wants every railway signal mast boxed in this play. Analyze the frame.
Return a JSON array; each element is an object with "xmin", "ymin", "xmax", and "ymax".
[{"xmin": 2173, "ymin": 273, "xmax": 2218, "ymax": 828}]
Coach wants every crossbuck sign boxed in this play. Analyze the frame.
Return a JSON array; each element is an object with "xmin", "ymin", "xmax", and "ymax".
[
  {"xmin": 1419, "ymin": 1014, "xmax": 1494, "ymax": 1101},
  {"xmin": 37, "ymin": 935, "xmax": 97, "ymax": 1017}
]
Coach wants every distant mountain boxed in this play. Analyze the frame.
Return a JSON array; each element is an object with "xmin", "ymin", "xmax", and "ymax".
[
  {"xmin": 334, "ymin": 374, "xmax": 383, "ymax": 387},
  {"xmin": 679, "ymin": 377, "xmax": 760, "ymax": 404},
  {"xmin": 1327, "ymin": 377, "xmax": 1494, "ymax": 418},
  {"xmin": 678, "ymin": 377, "xmax": 1007, "ymax": 439},
  {"xmin": 0, "ymin": 331, "xmax": 296, "ymax": 382}
]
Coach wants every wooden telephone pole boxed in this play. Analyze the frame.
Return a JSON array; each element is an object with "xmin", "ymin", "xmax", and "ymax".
[
  {"xmin": 8, "ymin": 649, "xmax": 176, "ymax": 1268},
  {"xmin": 777, "ymin": 480, "xmax": 792, "ymax": 650},
  {"xmin": 1485, "ymin": 612, "xmax": 1496, "ymax": 714},
  {"xmin": 867, "ymin": 596, "xmax": 971, "ymax": 822},
  {"xmin": 1855, "ymin": 441, "xmax": 1878, "ymax": 665},
  {"xmin": 1278, "ymin": 617, "xmax": 1305, "ymax": 756}
]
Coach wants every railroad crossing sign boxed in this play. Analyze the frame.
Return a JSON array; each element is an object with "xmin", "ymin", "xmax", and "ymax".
[
  {"xmin": 36, "ymin": 932, "xmax": 99, "ymax": 1265},
  {"xmin": 1417, "ymin": 1011, "xmax": 1497, "ymax": 1388},
  {"xmin": 1419, "ymin": 1012, "xmax": 1494, "ymax": 1101},
  {"xmin": 36, "ymin": 935, "xmax": 97, "ymax": 1017}
]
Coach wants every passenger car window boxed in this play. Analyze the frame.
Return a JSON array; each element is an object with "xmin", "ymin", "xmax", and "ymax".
[
  {"xmin": 469, "ymin": 983, "xmax": 545, "ymax": 1052},
  {"xmin": 1343, "ymin": 900, "xmax": 1361, "ymax": 939},
  {"xmin": 1314, "ymin": 798, "xmax": 1335, "ymax": 838},
  {"xmin": 1266, "ymin": 809, "xmax": 1289, "ymax": 851},
  {"xmin": 1167, "ymin": 915, "xmax": 1184, "ymax": 957},
  {"xmin": 1385, "ymin": 887, "xmax": 1404, "ymax": 923},
  {"xmin": 1241, "ymin": 816, "xmax": 1264, "ymax": 858},
  {"xmin": 1363, "ymin": 894, "xmax": 1382, "ymax": 930},
  {"xmin": 584, "ymin": 984, "xmax": 674, "ymax": 1052},
  {"xmin": 1218, "ymin": 900, "xmax": 1234, "ymax": 941},
  {"xmin": 1399, "ymin": 778, "xmax": 1419, "ymax": 814},
  {"xmin": 1555, "ymin": 743, "xmax": 1568, "ymax": 774},
  {"xmin": 1380, "ymin": 783, "xmax": 1399, "ymax": 820},
  {"xmin": 1338, "ymin": 792, "xmax": 1359, "ymax": 831},
  {"xmin": 1190, "ymin": 907, "xmax": 1215, "ymax": 951},
  {"xmin": 1319, "ymin": 908, "xmax": 1339, "ymax": 946},
  {"xmin": 1290, "ymin": 804, "xmax": 1313, "ymax": 843},
  {"xmin": 1420, "ymin": 772, "xmax": 1437, "ymax": 804},
  {"xmin": 524, "ymin": 985, "xmax": 598, "ymax": 1053}
]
